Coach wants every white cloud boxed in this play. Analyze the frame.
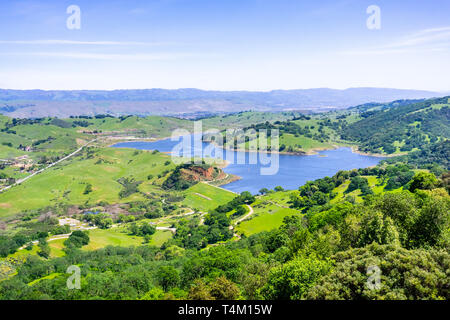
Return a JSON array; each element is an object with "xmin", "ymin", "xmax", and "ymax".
[
  {"xmin": 341, "ymin": 26, "xmax": 450, "ymax": 56},
  {"xmin": 385, "ymin": 26, "xmax": 450, "ymax": 49},
  {"xmin": 2, "ymin": 51, "xmax": 211, "ymax": 61},
  {"xmin": 0, "ymin": 52, "xmax": 219, "ymax": 61},
  {"xmin": 340, "ymin": 47, "xmax": 448, "ymax": 56},
  {"xmin": 0, "ymin": 40, "xmax": 175, "ymax": 46}
]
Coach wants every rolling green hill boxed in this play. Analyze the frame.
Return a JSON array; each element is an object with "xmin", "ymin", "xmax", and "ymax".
[
  {"xmin": 0, "ymin": 99, "xmax": 449, "ymax": 301},
  {"xmin": 341, "ymin": 96, "xmax": 450, "ymax": 155}
]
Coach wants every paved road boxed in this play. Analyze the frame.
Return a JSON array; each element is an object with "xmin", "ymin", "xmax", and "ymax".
[{"xmin": 0, "ymin": 139, "xmax": 97, "ymax": 193}]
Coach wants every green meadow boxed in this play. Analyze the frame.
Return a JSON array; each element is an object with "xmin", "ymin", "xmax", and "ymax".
[
  {"xmin": 81, "ymin": 228, "xmax": 144, "ymax": 251},
  {"xmin": 182, "ymin": 182, "xmax": 236, "ymax": 212},
  {"xmin": 236, "ymin": 191, "xmax": 300, "ymax": 236},
  {"xmin": 148, "ymin": 230, "xmax": 173, "ymax": 247},
  {"xmin": 279, "ymin": 133, "xmax": 334, "ymax": 152},
  {"xmin": 0, "ymin": 148, "xmax": 175, "ymax": 218}
]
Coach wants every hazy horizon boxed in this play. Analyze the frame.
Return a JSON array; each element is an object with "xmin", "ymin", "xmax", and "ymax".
[{"xmin": 0, "ymin": 86, "xmax": 447, "ymax": 93}]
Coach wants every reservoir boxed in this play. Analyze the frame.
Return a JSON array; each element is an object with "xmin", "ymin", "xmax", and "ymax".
[{"xmin": 112, "ymin": 135, "xmax": 384, "ymax": 194}]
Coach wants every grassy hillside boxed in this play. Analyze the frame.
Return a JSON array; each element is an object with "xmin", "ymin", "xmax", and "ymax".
[
  {"xmin": 0, "ymin": 103, "xmax": 448, "ymax": 301},
  {"xmin": 383, "ymin": 139, "xmax": 450, "ymax": 170},
  {"xmin": 203, "ymin": 114, "xmax": 351, "ymax": 153},
  {"xmin": 341, "ymin": 96, "xmax": 450, "ymax": 154},
  {"xmin": 1, "ymin": 165, "xmax": 447, "ymax": 300},
  {"xmin": 0, "ymin": 118, "xmax": 88, "ymax": 159},
  {"xmin": 0, "ymin": 112, "xmax": 302, "ymax": 159},
  {"xmin": 1, "ymin": 88, "xmax": 438, "ymax": 118},
  {"xmin": 236, "ymin": 191, "xmax": 299, "ymax": 236},
  {"xmin": 0, "ymin": 148, "xmax": 176, "ymax": 218},
  {"xmin": 182, "ymin": 182, "xmax": 236, "ymax": 212}
]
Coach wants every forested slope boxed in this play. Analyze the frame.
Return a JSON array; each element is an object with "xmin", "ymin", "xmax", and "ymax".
[{"xmin": 341, "ymin": 97, "xmax": 450, "ymax": 154}]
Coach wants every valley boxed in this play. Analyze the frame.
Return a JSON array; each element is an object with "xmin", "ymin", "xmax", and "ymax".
[{"xmin": 0, "ymin": 96, "xmax": 448, "ymax": 300}]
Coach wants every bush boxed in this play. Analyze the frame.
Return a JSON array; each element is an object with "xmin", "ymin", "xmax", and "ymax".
[
  {"xmin": 37, "ymin": 238, "xmax": 50, "ymax": 259},
  {"xmin": 64, "ymin": 231, "xmax": 90, "ymax": 249},
  {"xmin": 83, "ymin": 183, "xmax": 93, "ymax": 195},
  {"xmin": 409, "ymin": 172, "xmax": 439, "ymax": 192},
  {"xmin": 307, "ymin": 244, "xmax": 450, "ymax": 300},
  {"xmin": 262, "ymin": 255, "xmax": 332, "ymax": 299},
  {"xmin": 129, "ymin": 223, "xmax": 156, "ymax": 236}
]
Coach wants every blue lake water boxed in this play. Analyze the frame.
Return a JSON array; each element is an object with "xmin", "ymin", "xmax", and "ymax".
[{"xmin": 112, "ymin": 135, "xmax": 384, "ymax": 194}]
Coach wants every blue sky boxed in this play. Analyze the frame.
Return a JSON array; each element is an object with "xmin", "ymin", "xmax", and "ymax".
[{"xmin": 0, "ymin": 0, "xmax": 449, "ymax": 91}]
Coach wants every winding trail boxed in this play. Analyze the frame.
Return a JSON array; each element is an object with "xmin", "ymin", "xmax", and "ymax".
[
  {"xmin": 233, "ymin": 204, "xmax": 254, "ymax": 225},
  {"xmin": 156, "ymin": 226, "xmax": 177, "ymax": 233},
  {"xmin": 0, "ymin": 139, "xmax": 97, "ymax": 193},
  {"xmin": 227, "ymin": 204, "xmax": 255, "ymax": 241},
  {"xmin": 18, "ymin": 226, "xmax": 97, "ymax": 250}
]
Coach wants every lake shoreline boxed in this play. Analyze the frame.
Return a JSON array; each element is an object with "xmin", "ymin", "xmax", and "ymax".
[
  {"xmin": 350, "ymin": 146, "xmax": 401, "ymax": 158},
  {"xmin": 110, "ymin": 136, "xmax": 390, "ymax": 158},
  {"xmin": 110, "ymin": 137, "xmax": 385, "ymax": 194},
  {"xmin": 102, "ymin": 126, "xmax": 395, "ymax": 159},
  {"xmin": 194, "ymin": 137, "xmax": 392, "ymax": 158}
]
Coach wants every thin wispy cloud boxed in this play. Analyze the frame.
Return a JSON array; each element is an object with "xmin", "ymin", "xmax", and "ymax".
[
  {"xmin": 0, "ymin": 0, "xmax": 448, "ymax": 91},
  {"xmin": 341, "ymin": 26, "xmax": 450, "ymax": 56},
  {"xmin": 4, "ymin": 51, "xmax": 209, "ymax": 61},
  {"xmin": 0, "ymin": 40, "xmax": 177, "ymax": 46},
  {"xmin": 385, "ymin": 26, "xmax": 450, "ymax": 49}
]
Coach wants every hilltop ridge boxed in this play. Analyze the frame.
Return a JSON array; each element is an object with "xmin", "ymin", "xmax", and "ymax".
[{"xmin": 0, "ymin": 87, "xmax": 439, "ymax": 118}]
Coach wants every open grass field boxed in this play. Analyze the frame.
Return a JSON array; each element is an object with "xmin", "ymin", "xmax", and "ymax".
[
  {"xmin": 1, "ymin": 226, "xmax": 171, "ymax": 266},
  {"xmin": 0, "ymin": 147, "xmax": 175, "ymax": 218},
  {"xmin": 236, "ymin": 204, "xmax": 300, "ymax": 236},
  {"xmin": 2, "ymin": 238, "xmax": 66, "ymax": 263},
  {"xmin": 59, "ymin": 112, "xmax": 296, "ymax": 141},
  {"xmin": 182, "ymin": 182, "xmax": 236, "ymax": 212},
  {"xmin": 3, "ymin": 244, "xmax": 41, "ymax": 261},
  {"xmin": 330, "ymin": 180, "xmax": 362, "ymax": 204},
  {"xmin": 82, "ymin": 228, "xmax": 144, "ymax": 251},
  {"xmin": 66, "ymin": 115, "xmax": 192, "ymax": 139},
  {"xmin": 233, "ymin": 132, "xmax": 335, "ymax": 153},
  {"xmin": 28, "ymin": 272, "xmax": 62, "ymax": 286},
  {"xmin": 149, "ymin": 230, "xmax": 173, "ymax": 247},
  {"xmin": 235, "ymin": 174, "xmax": 409, "ymax": 236},
  {"xmin": 222, "ymin": 113, "xmax": 351, "ymax": 153},
  {"xmin": 330, "ymin": 176, "xmax": 404, "ymax": 204},
  {"xmin": 0, "ymin": 143, "xmax": 26, "ymax": 159},
  {"xmin": 0, "ymin": 119, "xmax": 89, "ymax": 159},
  {"xmin": 202, "ymin": 111, "xmax": 301, "ymax": 130},
  {"xmin": 48, "ymin": 239, "xmax": 67, "ymax": 257},
  {"xmin": 236, "ymin": 192, "xmax": 300, "ymax": 236},
  {"xmin": 279, "ymin": 133, "xmax": 334, "ymax": 152},
  {"xmin": 80, "ymin": 227, "xmax": 172, "ymax": 250},
  {"xmin": 2, "ymin": 112, "xmax": 282, "ymax": 161},
  {"xmin": 258, "ymin": 190, "xmax": 294, "ymax": 207}
]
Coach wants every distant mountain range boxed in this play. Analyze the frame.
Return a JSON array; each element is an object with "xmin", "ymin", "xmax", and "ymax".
[{"xmin": 0, "ymin": 87, "xmax": 441, "ymax": 118}]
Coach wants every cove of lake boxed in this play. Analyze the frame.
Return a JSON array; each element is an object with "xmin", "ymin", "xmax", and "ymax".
[{"xmin": 112, "ymin": 135, "xmax": 384, "ymax": 194}]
